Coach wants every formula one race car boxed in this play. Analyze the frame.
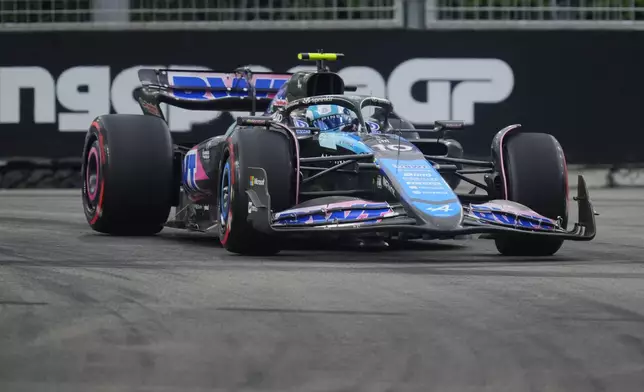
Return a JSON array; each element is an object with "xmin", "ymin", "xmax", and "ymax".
[{"xmin": 81, "ymin": 51, "xmax": 596, "ymax": 256}]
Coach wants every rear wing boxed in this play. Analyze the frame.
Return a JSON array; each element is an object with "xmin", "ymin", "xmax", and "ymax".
[
  {"xmin": 133, "ymin": 51, "xmax": 346, "ymax": 119},
  {"xmin": 134, "ymin": 67, "xmax": 293, "ymax": 117}
]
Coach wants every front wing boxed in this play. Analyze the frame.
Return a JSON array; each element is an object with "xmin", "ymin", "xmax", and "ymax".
[{"xmin": 244, "ymin": 167, "xmax": 596, "ymax": 241}]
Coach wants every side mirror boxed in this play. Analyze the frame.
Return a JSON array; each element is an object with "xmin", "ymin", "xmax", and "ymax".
[{"xmin": 434, "ymin": 120, "xmax": 465, "ymax": 130}]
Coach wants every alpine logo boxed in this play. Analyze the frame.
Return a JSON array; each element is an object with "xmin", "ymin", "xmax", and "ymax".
[{"xmin": 426, "ymin": 205, "xmax": 453, "ymax": 212}]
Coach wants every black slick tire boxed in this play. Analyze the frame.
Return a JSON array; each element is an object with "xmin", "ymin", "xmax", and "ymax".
[
  {"xmin": 217, "ymin": 127, "xmax": 294, "ymax": 256},
  {"xmin": 494, "ymin": 132, "xmax": 568, "ymax": 256},
  {"xmin": 81, "ymin": 114, "xmax": 174, "ymax": 235}
]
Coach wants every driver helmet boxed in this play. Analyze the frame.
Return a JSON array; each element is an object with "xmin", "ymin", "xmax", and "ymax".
[{"xmin": 305, "ymin": 104, "xmax": 356, "ymax": 132}]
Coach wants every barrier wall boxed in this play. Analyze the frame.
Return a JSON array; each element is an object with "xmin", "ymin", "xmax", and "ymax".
[{"xmin": 1, "ymin": 30, "xmax": 642, "ymax": 166}]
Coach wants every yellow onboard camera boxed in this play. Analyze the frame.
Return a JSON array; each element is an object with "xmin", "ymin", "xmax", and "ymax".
[
  {"xmin": 297, "ymin": 51, "xmax": 344, "ymax": 72},
  {"xmin": 297, "ymin": 53, "xmax": 344, "ymax": 61}
]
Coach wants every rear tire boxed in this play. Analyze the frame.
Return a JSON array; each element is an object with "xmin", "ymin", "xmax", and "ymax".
[
  {"xmin": 217, "ymin": 127, "xmax": 294, "ymax": 255},
  {"xmin": 494, "ymin": 132, "xmax": 568, "ymax": 256},
  {"xmin": 81, "ymin": 115, "xmax": 174, "ymax": 235}
]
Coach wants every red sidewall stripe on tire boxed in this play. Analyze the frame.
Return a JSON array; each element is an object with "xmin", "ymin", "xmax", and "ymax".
[
  {"xmin": 89, "ymin": 121, "xmax": 106, "ymax": 226},
  {"xmin": 220, "ymin": 139, "xmax": 235, "ymax": 246},
  {"xmin": 561, "ymin": 145, "xmax": 570, "ymax": 218},
  {"xmin": 497, "ymin": 124, "xmax": 521, "ymax": 199}
]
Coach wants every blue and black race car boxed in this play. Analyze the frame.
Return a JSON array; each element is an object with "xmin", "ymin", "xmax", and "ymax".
[{"xmin": 80, "ymin": 52, "xmax": 596, "ymax": 256}]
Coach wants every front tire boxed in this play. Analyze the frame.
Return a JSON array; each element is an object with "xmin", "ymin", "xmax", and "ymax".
[
  {"xmin": 81, "ymin": 115, "xmax": 174, "ymax": 235},
  {"xmin": 217, "ymin": 127, "xmax": 295, "ymax": 255},
  {"xmin": 494, "ymin": 132, "xmax": 568, "ymax": 256}
]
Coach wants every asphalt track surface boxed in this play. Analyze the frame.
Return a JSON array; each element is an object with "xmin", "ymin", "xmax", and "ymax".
[{"xmin": 1, "ymin": 189, "xmax": 644, "ymax": 392}]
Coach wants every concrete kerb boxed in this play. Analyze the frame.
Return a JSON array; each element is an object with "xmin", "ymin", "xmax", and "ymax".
[{"xmin": 568, "ymin": 165, "xmax": 644, "ymax": 189}]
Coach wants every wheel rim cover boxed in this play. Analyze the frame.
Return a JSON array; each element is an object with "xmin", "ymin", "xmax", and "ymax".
[{"xmin": 220, "ymin": 162, "xmax": 231, "ymax": 228}]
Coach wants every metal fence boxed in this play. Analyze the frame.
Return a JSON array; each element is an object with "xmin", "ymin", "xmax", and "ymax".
[
  {"xmin": 426, "ymin": 0, "xmax": 644, "ymax": 29},
  {"xmin": 0, "ymin": 0, "xmax": 404, "ymax": 30},
  {"xmin": 2, "ymin": 0, "xmax": 644, "ymax": 30}
]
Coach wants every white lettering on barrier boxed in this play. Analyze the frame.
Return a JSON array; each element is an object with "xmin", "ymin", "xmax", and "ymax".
[
  {"xmin": 57, "ymin": 66, "xmax": 111, "ymax": 132},
  {"xmin": 388, "ymin": 59, "xmax": 514, "ymax": 125},
  {"xmin": 0, "ymin": 66, "xmax": 56, "ymax": 124},
  {"xmin": 0, "ymin": 59, "xmax": 514, "ymax": 132}
]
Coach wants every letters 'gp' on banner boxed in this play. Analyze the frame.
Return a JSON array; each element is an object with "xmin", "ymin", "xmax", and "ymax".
[{"xmin": 0, "ymin": 30, "xmax": 642, "ymax": 164}]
